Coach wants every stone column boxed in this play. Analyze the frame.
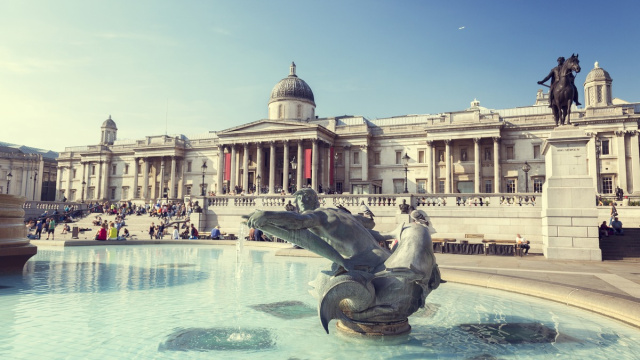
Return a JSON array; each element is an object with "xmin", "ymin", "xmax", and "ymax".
[
  {"xmin": 493, "ymin": 137, "xmax": 501, "ymax": 193},
  {"xmin": 474, "ymin": 138, "xmax": 481, "ymax": 193},
  {"xmin": 170, "ymin": 156, "xmax": 177, "ymax": 198},
  {"xmin": 230, "ymin": 145, "xmax": 237, "ymax": 191},
  {"xmin": 132, "ymin": 158, "xmax": 139, "ymax": 199},
  {"xmin": 101, "ymin": 160, "xmax": 110, "ymax": 200},
  {"xmin": 256, "ymin": 143, "xmax": 263, "ymax": 193},
  {"xmin": 269, "ymin": 141, "xmax": 276, "ymax": 194},
  {"xmin": 296, "ymin": 141, "xmax": 303, "ymax": 191},
  {"xmin": 81, "ymin": 162, "xmax": 87, "ymax": 202},
  {"xmin": 282, "ymin": 140, "xmax": 289, "ymax": 193},
  {"xmin": 142, "ymin": 158, "xmax": 149, "ymax": 200},
  {"xmin": 444, "ymin": 140, "xmax": 451, "ymax": 193},
  {"xmin": 242, "ymin": 143, "xmax": 250, "ymax": 192},
  {"xmin": 587, "ymin": 133, "xmax": 599, "ymax": 193},
  {"xmin": 217, "ymin": 145, "xmax": 224, "ymax": 195},
  {"xmin": 66, "ymin": 163, "xmax": 73, "ymax": 200},
  {"xmin": 426, "ymin": 141, "xmax": 434, "ymax": 193},
  {"xmin": 629, "ymin": 131, "xmax": 640, "ymax": 194},
  {"xmin": 344, "ymin": 145, "xmax": 351, "ymax": 193},
  {"xmin": 55, "ymin": 166, "xmax": 63, "ymax": 200},
  {"xmin": 360, "ymin": 145, "xmax": 369, "ymax": 182},
  {"xmin": 615, "ymin": 131, "xmax": 628, "ymax": 192},
  {"xmin": 312, "ymin": 140, "xmax": 319, "ymax": 191},
  {"xmin": 159, "ymin": 157, "xmax": 166, "ymax": 198},
  {"xmin": 178, "ymin": 158, "xmax": 185, "ymax": 199}
]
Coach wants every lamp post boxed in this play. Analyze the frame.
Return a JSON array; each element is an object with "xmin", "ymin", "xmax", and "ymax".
[
  {"xmin": 522, "ymin": 161, "xmax": 531, "ymax": 193},
  {"xmin": 201, "ymin": 161, "xmax": 207, "ymax": 196},
  {"xmin": 81, "ymin": 180, "xmax": 86, "ymax": 203},
  {"xmin": 595, "ymin": 140, "xmax": 602, "ymax": 193},
  {"xmin": 33, "ymin": 171, "xmax": 38, "ymax": 200},
  {"xmin": 402, "ymin": 153, "xmax": 410, "ymax": 193},
  {"xmin": 334, "ymin": 152, "xmax": 338, "ymax": 193},
  {"xmin": 289, "ymin": 157, "xmax": 296, "ymax": 193},
  {"xmin": 6, "ymin": 172, "xmax": 12, "ymax": 194},
  {"xmin": 256, "ymin": 174, "xmax": 261, "ymax": 194}
]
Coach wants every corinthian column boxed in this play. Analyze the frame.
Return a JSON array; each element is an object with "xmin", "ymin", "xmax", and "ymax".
[
  {"xmin": 269, "ymin": 141, "xmax": 276, "ymax": 194},
  {"xmin": 230, "ymin": 145, "xmax": 237, "ymax": 191},
  {"xmin": 132, "ymin": 158, "xmax": 139, "ymax": 199},
  {"xmin": 474, "ymin": 138, "xmax": 481, "ymax": 193},
  {"xmin": 444, "ymin": 140, "xmax": 451, "ymax": 193},
  {"xmin": 170, "ymin": 156, "xmax": 177, "ymax": 198},
  {"xmin": 426, "ymin": 141, "xmax": 434, "ymax": 193},
  {"xmin": 217, "ymin": 145, "xmax": 224, "ymax": 195},
  {"xmin": 312, "ymin": 140, "xmax": 319, "ymax": 191},
  {"xmin": 282, "ymin": 140, "xmax": 289, "ymax": 193},
  {"xmin": 242, "ymin": 143, "xmax": 250, "ymax": 192},
  {"xmin": 297, "ymin": 141, "xmax": 303, "ymax": 190},
  {"xmin": 493, "ymin": 137, "xmax": 501, "ymax": 193}
]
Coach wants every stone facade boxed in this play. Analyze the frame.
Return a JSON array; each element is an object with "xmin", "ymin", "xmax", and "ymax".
[
  {"xmin": 0, "ymin": 142, "xmax": 58, "ymax": 201},
  {"xmin": 56, "ymin": 62, "xmax": 640, "ymax": 204}
]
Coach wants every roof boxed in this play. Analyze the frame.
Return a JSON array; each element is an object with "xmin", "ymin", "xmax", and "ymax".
[{"xmin": 0, "ymin": 141, "xmax": 58, "ymax": 159}]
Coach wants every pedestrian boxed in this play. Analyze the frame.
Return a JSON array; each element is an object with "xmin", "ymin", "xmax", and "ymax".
[
  {"xmin": 189, "ymin": 224, "xmax": 199, "ymax": 239},
  {"xmin": 609, "ymin": 203, "xmax": 618, "ymax": 227},
  {"xmin": 172, "ymin": 226, "xmax": 180, "ymax": 240},
  {"xmin": 46, "ymin": 218, "xmax": 56, "ymax": 240},
  {"xmin": 149, "ymin": 222, "xmax": 155, "ymax": 239},
  {"xmin": 35, "ymin": 220, "xmax": 43, "ymax": 239}
]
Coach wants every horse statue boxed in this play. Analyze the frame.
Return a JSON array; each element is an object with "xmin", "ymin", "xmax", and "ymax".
[{"xmin": 551, "ymin": 53, "xmax": 581, "ymax": 126}]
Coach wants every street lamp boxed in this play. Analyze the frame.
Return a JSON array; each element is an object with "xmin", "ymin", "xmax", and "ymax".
[
  {"xmin": 402, "ymin": 153, "xmax": 410, "ymax": 193},
  {"xmin": 334, "ymin": 152, "xmax": 339, "ymax": 193},
  {"xmin": 81, "ymin": 180, "xmax": 86, "ymax": 203},
  {"xmin": 6, "ymin": 172, "xmax": 12, "ymax": 194},
  {"xmin": 256, "ymin": 174, "xmax": 262, "ymax": 194},
  {"xmin": 33, "ymin": 171, "xmax": 38, "ymax": 200},
  {"xmin": 201, "ymin": 161, "xmax": 207, "ymax": 196},
  {"xmin": 522, "ymin": 161, "xmax": 531, "ymax": 192},
  {"xmin": 289, "ymin": 157, "xmax": 296, "ymax": 193}
]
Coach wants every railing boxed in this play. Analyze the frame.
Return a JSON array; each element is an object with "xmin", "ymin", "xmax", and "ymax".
[{"xmin": 200, "ymin": 193, "xmax": 541, "ymax": 210}]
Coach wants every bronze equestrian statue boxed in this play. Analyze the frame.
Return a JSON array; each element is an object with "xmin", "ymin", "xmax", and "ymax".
[{"xmin": 538, "ymin": 54, "xmax": 581, "ymax": 126}]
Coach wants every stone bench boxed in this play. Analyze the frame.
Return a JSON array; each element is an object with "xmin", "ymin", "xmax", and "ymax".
[{"xmin": 482, "ymin": 239, "xmax": 523, "ymax": 257}]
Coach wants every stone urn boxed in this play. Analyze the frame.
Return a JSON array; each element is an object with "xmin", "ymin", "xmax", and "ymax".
[{"xmin": 0, "ymin": 194, "xmax": 37, "ymax": 273}]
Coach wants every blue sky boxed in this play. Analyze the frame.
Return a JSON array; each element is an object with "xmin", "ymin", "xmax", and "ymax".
[{"xmin": 1, "ymin": 0, "xmax": 639, "ymax": 152}]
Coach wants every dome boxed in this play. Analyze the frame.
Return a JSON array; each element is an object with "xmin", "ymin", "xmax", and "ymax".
[
  {"xmin": 585, "ymin": 61, "xmax": 612, "ymax": 83},
  {"xmin": 269, "ymin": 62, "xmax": 315, "ymax": 105},
  {"xmin": 101, "ymin": 115, "xmax": 117, "ymax": 129}
]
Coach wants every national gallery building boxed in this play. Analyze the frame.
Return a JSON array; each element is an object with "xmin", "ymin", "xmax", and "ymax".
[{"xmin": 57, "ymin": 62, "xmax": 640, "ymax": 203}]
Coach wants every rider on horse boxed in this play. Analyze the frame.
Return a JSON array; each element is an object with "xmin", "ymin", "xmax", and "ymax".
[{"xmin": 538, "ymin": 57, "xmax": 581, "ymax": 107}]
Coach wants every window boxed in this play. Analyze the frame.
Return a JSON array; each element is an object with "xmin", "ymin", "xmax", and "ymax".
[
  {"xmin": 506, "ymin": 146, "xmax": 514, "ymax": 160},
  {"xmin": 374, "ymin": 152, "xmax": 381, "ymax": 165},
  {"xmin": 186, "ymin": 185, "xmax": 192, "ymax": 195},
  {"xmin": 278, "ymin": 104, "xmax": 283, "ymax": 119},
  {"xmin": 187, "ymin": 161, "xmax": 192, "ymax": 172},
  {"xmin": 351, "ymin": 184, "xmax": 367, "ymax": 194},
  {"xmin": 395, "ymin": 151, "xmax": 402, "ymax": 164},
  {"xmin": 393, "ymin": 179, "xmax": 404, "ymax": 194},
  {"xmin": 88, "ymin": 187, "xmax": 95, "ymax": 199},
  {"xmin": 91, "ymin": 165, "xmax": 96, "ymax": 175},
  {"xmin": 124, "ymin": 165, "xmax": 129, "ymax": 175},
  {"xmin": 110, "ymin": 188, "xmax": 116, "ymax": 200},
  {"xmin": 602, "ymin": 176, "xmax": 613, "ymax": 194},
  {"xmin": 418, "ymin": 150, "xmax": 425, "ymax": 163},
  {"xmin": 485, "ymin": 180, "xmax": 492, "ymax": 193},
  {"xmin": 336, "ymin": 182, "xmax": 343, "ymax": 193},
  {"xmin": 73, "ymin": 169, "xmax": 77, "ymax": 178},
  {"xmin": 122, "ymin": 187, "xmax": 129, "ymax": 199},
  {"xmin": 438, "ymin": 180, "xmax": 445, "ymax": 193},
  {"xmin": 533, "ymin": 145, "xmax": 541, "ymax": 159},
  {"xmin": 417, "ymin": 179, "xmax": 427, "ymax": 193},
  {"xmin": 506, "ymin": 179, "xmax": 516, "ymax": 193},
  {"xmin": 597, "ymin": 85, "xmax": 603, "ymax": 103},
  {"xmin": 601, "ymin": 140, "xmax": 610, "ymax": 155},
  {"xmin": 533, "ymin": 178, "xmax": 544, "ymax": 193},
  {"xmin": 460, "ymin": 149, "xmax": 468, "ymax": 162},
  {"xmin": 112, "ymin": 165, "xmax": 116, "ymax": 175},
  {"xmin": 297, "ymin": 104, "xmax": 302, "ymax": 118},
  {"xmin": 353, "ymin": 151, "xmax": 360, "ymax": 165},
  {"xmin": 136, "ymin": 186, "xmax": 141, "ymax": 198},
  {"xmin": 336, "ymin": 153, "xmax": 343, "ymax": 166}
]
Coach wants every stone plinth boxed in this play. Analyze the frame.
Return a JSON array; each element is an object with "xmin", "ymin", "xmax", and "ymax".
[
  {"xmin": 541, "ymin": 127, "xmax": 601, "ymax": 260},
  {"xmin": 0, "ymin": 194, "xmax": 37, "ymax": 273}
]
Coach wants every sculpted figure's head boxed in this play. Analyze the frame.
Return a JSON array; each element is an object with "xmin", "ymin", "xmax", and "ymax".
[
  {"xmin": 557, "ymin": 56, "xmax": 565, "ymax": 65},
  {"xmin": 293, "ymin": 188, "xmax": 320, "ymax": 212}
]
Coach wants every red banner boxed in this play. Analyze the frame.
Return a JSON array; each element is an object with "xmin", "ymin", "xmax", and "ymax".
[
  {"xmin": 305, "ymin": 148, "xmax": 312, "ymax": 179},
  {"xmin": 329, "ymin": 147, "xmax": 334, "ymax": 186},
  {"xmin": 224, "ymin": 153, "xmax": 231, "ymax": 181}
]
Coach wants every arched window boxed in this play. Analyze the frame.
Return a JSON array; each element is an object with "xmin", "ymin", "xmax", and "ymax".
[{"xmin": 278, "ymin": 104, "xmax": 283, "ymax": 119}]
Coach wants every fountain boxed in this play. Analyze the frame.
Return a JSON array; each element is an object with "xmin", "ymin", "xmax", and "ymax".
[
  {"xmin": 245, "ymin": 188, "xmax": 441, "ymax": 335},
  {"xmin": 0, "ymin": 194, "xmax": 37, "ymax": 273}
]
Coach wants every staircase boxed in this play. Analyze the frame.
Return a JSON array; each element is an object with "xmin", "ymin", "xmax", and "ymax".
[{"xmin": 600, "ymin": 228, "xmax": 640, "ymax": 261}]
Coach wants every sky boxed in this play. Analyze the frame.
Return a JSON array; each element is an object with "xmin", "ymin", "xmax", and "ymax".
[{"xmin": 1, "ymin": 0, "xmax": 639, "ymax": 153}]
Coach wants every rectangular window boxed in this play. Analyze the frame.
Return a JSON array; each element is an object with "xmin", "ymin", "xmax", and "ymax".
[
  {"xmin": 393, "ymin": 179, "xmax": 404, "ymax": 194},
  {"xmin": 485, "ymin": 179, "xmax": 492, "ymax": 193},
  {"xmin": 395, "ymin": 151, "xmax": 402, "ymax": 165},
  {"xmin": 506, "ymin": 179, "xmax": 516, "ymax": 193},
  {"xmin": 353, "ymin": 152, "xmax": 360, "ymax": 165},
  {"xmin": 110, "ymin": 188, "xmax": 116, "ymax": 200},
  {"xmin": 187, "ymin": 161, "xmax": 192, "ymax": 172},
  {"xmin": 374, "ymin": 152, "xmax": 381, "ymax": 165},
  {"xmin": 417, "ymin": 179, "xmax": 427, "ymax": 193},
  {"xmin": 506, "ymin": 146, "xmax": 514, "ymax": 160},
  {"xmin": 72, "ymin": 169, "xmax": 77, "ymax": 178},
  {"xmin": 336, "ymin": 182, "xmax": 343, "ymax": 193},
  {"xmin": 112, "ymin": 165, "xmax": 116, "ymax": 175},
  {"xmin": 186, "ymin": 185, "xmax": 192, "ymax": 196},
  {"xmin": 601, "ymin": 140, "xmax": 610, "ymax": 155},
  {"xmin": 602, "ymin": 176, "xmax": 613, "ymax": 194},
  {"xmin": 418, "ymin": 150, "xmax": 425, "ymax": 163},
  {"xmin": 438, "ymin": 180, "xmax": 445, "ymax": 193},
  {"xmin": 136, "ymin": 186, "xmax": 141, "ymax": 198},
  {"xmin": 122, "ymin": 187, "xmax": 129, "ymax": 199},
  {"xmin": 91, "ymin": 165, "xmax": 96, "ymax": 175},
  {"xmin": 124, "ymin": 165, "xmax": 129, "ymax": 175},
  {"xmin": 533, "ymin": 178, "xmax": 544, "ymax": 193},
  {"xmin": 533, "ymin": 145, "xmax": 541, "ymax": 159}
]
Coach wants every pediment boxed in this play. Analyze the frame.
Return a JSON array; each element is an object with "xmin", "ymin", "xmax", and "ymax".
[{"xmin": 218, "ymin": 120, "xmax": 318, "ymax": 137}]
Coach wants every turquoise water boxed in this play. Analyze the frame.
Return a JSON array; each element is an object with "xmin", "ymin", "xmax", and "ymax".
[{"xmin": 1, "ymin": 245, "xmax": 639, "ymax": 359}]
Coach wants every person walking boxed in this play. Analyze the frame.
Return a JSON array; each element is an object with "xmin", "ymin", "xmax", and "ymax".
[
  {"xmin": 609, "ymin": 203, "xmax": 618, "ymax": 227},
  {"xmin": 149, "ymin": 222, "xmax": 155, "ymax": 239},
  {"xmin": 45, "ymin": 218, "xmax": 56, "ymax": 240}
]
